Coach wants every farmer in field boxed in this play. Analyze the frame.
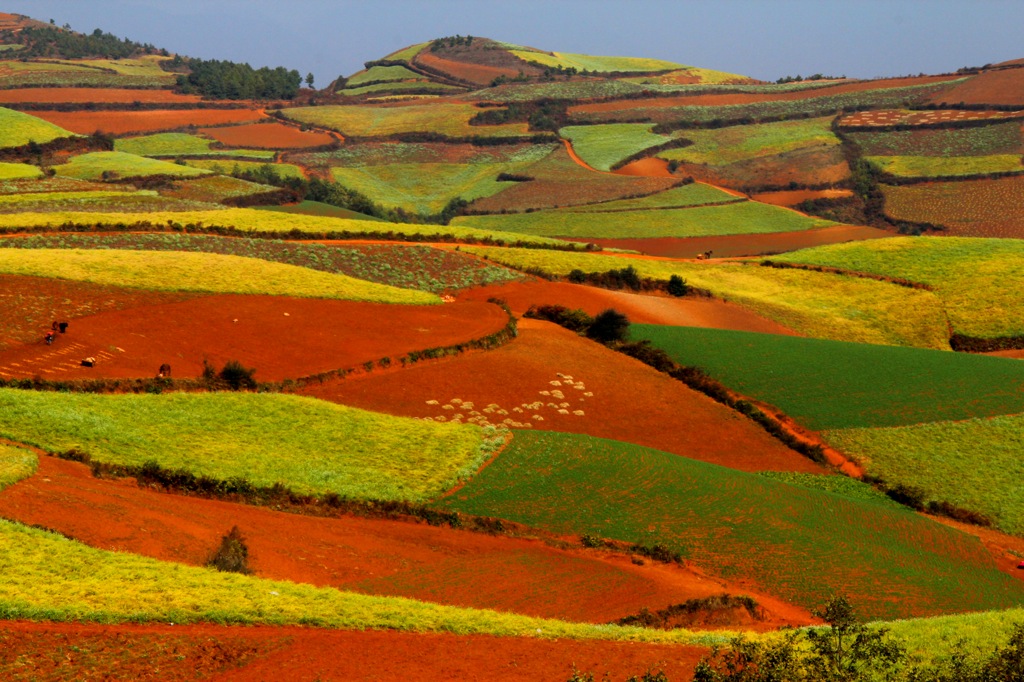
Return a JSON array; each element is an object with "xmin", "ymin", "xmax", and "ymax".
[{"xmin": 44, "ymin": 330, "xmax": 55, "ymax": 345}]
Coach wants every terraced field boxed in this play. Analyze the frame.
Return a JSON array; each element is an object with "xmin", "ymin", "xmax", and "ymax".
[
  {"xmin": 278, "ymin": 102, "xmax": 532, "ymax": 138},
  {"xmin": 437, "ymin": 430, "xmax": 1024, "ymax": 620},
  {"xmin": 631, "ymin": 325, "xmax": 1024, "ymax": 429},
  {"xmin": 776, "ymin": 236, "xmax": 1024, "ymax": 338}
]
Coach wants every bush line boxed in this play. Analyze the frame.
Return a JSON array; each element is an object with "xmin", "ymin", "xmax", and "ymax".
[{"xmin": 759, "ymin": 259, "xmax": 934, "ymax": 291}]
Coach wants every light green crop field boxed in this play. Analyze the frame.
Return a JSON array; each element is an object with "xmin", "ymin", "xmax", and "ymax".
[
  {"xmin": 383, "ymin": 42, "xmax": 429, "ymax": 62},
  {"xmin": 848, "ymin": 122, "xmax": 1023, "ymax": 157},
  {"xmin": 0, "ymin": 248, "xmax": 439, "ymax": 304},
  {"xmin": 182, "ymin": 159, "xmax": 306, "ymax": 179},
  {"xmin": 867, "ymin": 154, "xmax": 1023, "ymax": 178},
  {"xmin": 0, "ymin": 209, "xmax": 579, "ymax": 248},
  {"xmin": 278, "ymin": 102, "xmax": 532, "ymax": 138},
  {"xmin": 461, "ymin": 247, "xmax": 949, "ymax": 348},
  {"xmin": 559, "ymin": 124, "xmax": 679, "ymax": 171},
  {"xmin": 0, "ymin": 519, "xmax": 727, "ymax": 644},
  {"xmin": 631, "ymin": 325, "xmax": 1024, "ymax": 429},
  {"xmin": 346, "ymin": 65, "xmax": 426, "ymax": 86},
  {"xmin": 0, "ymin": 162, "xmax": 41, "ymax": 179},
  {"xmin": 53, "ymin": 151, "xmax": 211, "ymax": 180},
  {"xmin": 0, "ymin": 443, "xmax": 36, "ymax": 491},
  {"xmin": 776, "ymin": 236, "xmax": 1024, "ymax": 338},
  {"xmin": 825, "ymin": 413, "xmax": 1024, "ymax": 535},
  {"xmin": 338, "ymin": 81, "xmax": 462, "ymax": 97},
  {"xmin": 114, "ymin": 133, "xmax": 275, "ymax": 159},
  {"xmin": 455, "ymin": 200, "xmax": 837, "ymax": 239},
  {"xmin": 659, "ymin": 117, "xmax": 840, "ymax": 166},
  {"xmin": 883, "ymin": 608, "xmax": 1024, "ymax": 664},
  {"xmin": 562, "ymin": 182, "xmax": 742, "ymax": 211},
  {"xmin": 437, "ymin": 431, "xmax": 1024, "ymax": 620},
  {"xmin": 0, "ymin": 390, "xmax": 485, "ymax": 501},
  {"xmin": 508, "ymin": 50, "xmax": 685, "ymax": 73},
  {"xmin": 621, "ymin": 66, "xmax": 753, "ymax": 85},
  {"xmin": 57, "ymin": 56, "xmax": 175, "ymax": 81},
  {"xmin": 0, "ymin": 106, "xmax": 75, "ymax": 148},
  {"xmin": 331, "ymin": 161, "xmax": 535, "ymax": 214}
]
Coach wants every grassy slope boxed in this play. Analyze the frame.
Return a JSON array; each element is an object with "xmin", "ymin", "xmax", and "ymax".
[
  {"xmin": 0, "ymin": 248, "xmax": 439, "ymax": 304},
  {"xmin": 461, "ymin": 247, "xmax": 949, "ymax": 348},
  {"xmin": 825, "ymin": 413, "xmax": 1024, "ymax": 535},
  {"xmin": 437, "ymin": 431, "xmax": 1024, "ymax": 620},
  {"xmin": 508, "ymin": 51, "xmax": 685, "ymax": 73},
  {"xmin": 115, "ymin": 133, "xmax": 275, "ymax": 159},
  {"xmin": 659, "ymin": 117, "xmax": 840, "ymax": 165},
  {"xmin": 560, "ymin": 124, "xmax": 676, "ymax": 171},
  {"xmin": 53, "ymin": 152, "xmax": 211, "ymax": 180},
  {"xmin": 0, "ymin": 391, "xmax": 488, "ymax": 502},
  {"xmin": 0, "ymin": 162, "xmax": 41, "ymax": 180},
  {"xmin": 0, "ymin": 443, "xmax": 35, "ymax": 490},
  {"xmin": 0, "ymin": 208, "xmax": 577, "ymax": 247},
  {"xmin": 631, "ymin": 325, "xmax": 1024, "ymax": 429},
  {"xmin": 454, "ymin": 200, "xmax": 836, "ymax": 239},
  {"xmin": 0, "ymin": 107, "xmax": 75, "ymax": 148},
  {"xmin": 561, "ymin": 182, "xmax": 741, "ymax": 211},
  {"xmin": 776, "ymin": 236, "xmax": 1024, "ymax": 338}
]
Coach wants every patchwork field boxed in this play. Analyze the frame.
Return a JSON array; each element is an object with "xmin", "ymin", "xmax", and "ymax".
[
  {"xmin": 0, "ymin": 87, "xmax": 203, "ymax": 104},
  {"xmin": 847, "ymin": 120, "xmax": 1023, "ymax": 156},
  {"xmin": 278, "ymin": 102, "xmax": 532, "ymax": 139},
  {"xmin": 881, "ymin": 176, "xmax": 1024, "ymax": 237},
  {"xmin": 437, "ymin": 430, "xmax": 1024, "ymax": 620}
]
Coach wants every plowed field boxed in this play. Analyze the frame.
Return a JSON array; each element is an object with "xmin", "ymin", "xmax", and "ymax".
[
  {"xmin": 0, "ymin": 88, "xmax": 203, "ymax": 104},
  {"xmin": 0, "ymin": 621, "xmax": 708, "ymax": 682},
  {"xmin": 30, "ymin": 109, "xmax": 266, "ymax": 135},
  {"xmin": 0, "ymin": 294, "xmax": 507, "ymax": 382},
  {"xmin": 926, "ymin": 68, "xmax": 1024, "ymax": 106},
  {"xmin": 199, "ymin": 122, "xmax": 336, "ymax": 149},
  {"xmin": 415, "ymin": 51, "xmax": 519, "ymax": 86},
  {"xmin": 303, "ymin": 318, "xmax": 824, "ymax": 473},
  {"xmin": 0, "ymin": 455, "xmax": 807, "ymax": 626}
]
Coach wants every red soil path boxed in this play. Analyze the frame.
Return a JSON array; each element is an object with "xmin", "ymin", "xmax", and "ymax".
[
  {"xmin": 199, "ymin": 122, "xmax": 336, "ymax": 149},
  {"xmin": 0, "ymin": 295, "xmax": 507, "ymax": 382},
  {"xmin": 0, "ymin": 88, "xmax": 203, "ymax": 104},
  {"xmin": 584, "ymin": 224, "xmax": 892, "ymax": 258},
  {"xmin": 0, "ymin": 455, "xmax": 811, "ymax": 626},
  {"xmin": 0, "ymin": 621, "xmax": 709, "ymax": 682},
  {"xmin": 750, "ymin": 188, "xmax": 854, "ymax": 206},
  {"xmin": 570, "ymin": 76, "xmax": 963, "ymax": 115},
  {"xmin": 30, "ymin": 109, "xmax": 266, "ymax": 135},
  {"xmin": 303, "ymin": 318, "xmax": 826, "ymax": 474}
]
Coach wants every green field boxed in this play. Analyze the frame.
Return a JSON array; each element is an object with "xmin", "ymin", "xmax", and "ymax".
[
  {"xmin": 0, "ymin": 248, "xmax": 439, "ymax": 304},
  {"xmin": 0, "ymin": 59, "xmax": 170, "ymax": 88},
  {"xmin": 278, "ymin": 102, "xmax": 532, "ymax": 138},
  {"xmin": 345, "ymin": 64, "xmax": 426, "ymax": 86},
  {"xmin": 658, "ymin": 117, "xmax": 840, "ymax": 166},
  {"xmin": 53, "ymin": 152, "xmax": 211, "ymax": 181},
  {"xmin": 826, "ymin": 413, "xmax": 1024, "ymax": 535},
  {"xmin": 0, "ymin": 162, "xmax": 41, "ymax": 179},
  {"xmin": 256, "ymin": 199, "xmax": 381, "ymax": 220},
  {"xmin": 562, "ymin": 182, "xmax": 742, "ymax": 211},
  {"xmin": 0, "ymin": 191, "xmax": 219, "ymax": 214},
  {"xmin": 0, "ymin": 519, "xmax": 724, "ymax": 643},
  {"xmin": 383, "ymin": 42, "xmax": 429, "ymax": 62},
  {"xmin": 0, "ymin": 391, "xmax": 488, "ymax": 501},
  {"xmin": 437, "ymin": 431, "xmax": 1024, "ymax": 620},
  {"xmin": 0, "ymin": 208, "xmax": 580, "ymax": 248},
  {"xmin": 631, "ymin": 325, "xmax": 1024, "ymax": 429},
  {"xmin": 160, "ymin": 175, "xmax": 278, "ymax": 203},
  {"xmin": 776, "ymin": 236, "xmax": 1024, "ymax": 338},
  {"xmin": 296, "ymin": 141, "xmax": 554, "ymax": 168},
  {"xmin": 114, "ymin": 133, "xmax": 275, "ymax": 159},
  {"xmin": 182, "ymin": 159, "xmax": 306, "ymax": 179},
  {"xmin": 867, "ymin": 154, "xmax": 1023, "ymax": 178},
  {"xmin": 0, "ymin": 106, "xmax": 75, "ymax": 148},
  {"xmin": 508, "ymin": 50, "xmax": 685, "ymax": 73},
  {"xmin": 461, "ymin": 247, "xmax": 949, "ymax": 348},
  {"xmin": 337, "ymin": 81, "xmax": 462, "ymax": 97},
  {"xmin": 848, "ymin": 121, "xmax": 1023, "ymax": 157},
  {"xmin": 0, "ymin": 443, "xmax": 35, "ymax": 491},
  {"xmin": 2, "ymin": 234, "xmax": 521, "ymax": 294},
  {"xmin": 455, "ymin": 200, "xmax": 836, "ymax": 239},
  {"xmin": 331, "ymin": 161, "xmax": 537, "ymax": 214},
  {"xmin": 560, "ymin": 124, "xmax": 679, "ymax": 171}
]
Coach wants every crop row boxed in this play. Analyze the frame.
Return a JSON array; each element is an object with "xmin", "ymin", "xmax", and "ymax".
[{"xmin": 881, "ymin": 176, "xmax": 1024, "ymax": 237}]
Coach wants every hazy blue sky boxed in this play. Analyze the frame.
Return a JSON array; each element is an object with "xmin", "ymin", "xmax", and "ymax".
[{"xmin": 4, "ymin": 1, "xmax": 1021, "ymax": 86}]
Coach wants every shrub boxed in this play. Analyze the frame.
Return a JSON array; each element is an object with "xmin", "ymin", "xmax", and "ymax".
[
  {"xmin": 586, "ymin": 309, "xmax": 630, "ymax": 345},
  {"xmin": 207, "ymin": 526, "xmax": 252, "ymax": 574},
  {"xmin": 218, "ymin": 360, "xmax": 257, "ymax": 390},
  {"xmin": 667, "ymin": 274, "xmax": 688, "ymax": 297}
]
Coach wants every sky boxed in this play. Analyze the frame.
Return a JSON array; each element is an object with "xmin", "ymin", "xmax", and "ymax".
[{"xmin": 4, "ymin": 0, "xmax": 1022, "ymax": 87}]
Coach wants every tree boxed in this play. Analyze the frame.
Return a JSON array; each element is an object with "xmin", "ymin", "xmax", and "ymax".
[
  {"xmin": 804, "ymin": 595, "xmax": 905, "ymax": 681},
  {"xmin": 305, "ymin": 72, "xmax": 315, "ymax": 89},
  {"xmin": 586, "ymin": 309, "xmax": 630, "ymax": 345},
  {"xmin": 667, "ymin": 274, "xmax": 688, "ymax": 297}
]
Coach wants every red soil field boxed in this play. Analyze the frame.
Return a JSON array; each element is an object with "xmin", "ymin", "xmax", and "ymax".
[
  {"xmin": 415, "ymin": 51, "xmax": 521, "ymax": 86},
  {"xmin": 583, "ymin": 224, "xmax": 892, "ymax": 258},
  {"xmin": 304, "ymin": 317, "xmax": 826, "ymax": 473},
  {"xmin": 0, "ymin": 455, "xmax": 810, "ymax": 626},
  {"xmin": 199, "ymin": 121, "xmax": 336, "ymax": 149},
  {"xmin": 29, "ymin": 108, "xmax": 266, "ymax": 135},
  {"xmin": 926, "ymin": 68, "xmax": 1024, "ymax": 107},
  {"xmin": 614, "ymin": 156, "xmax": 677, "ymax": 177},
  {"xmin": 750, "ymin": 189, "xmax": 854, "ymax": 206},
  {"xmin": 673, "ymin": 146, "xmax": 850, "ymax": 191},
  {"xmin": 570, "ymin": 76, "xmax": 963, "ymax": 114},
  {"xmin": 840, "ymin": 108, "xmax": 1023, "ymax": 128},
  {"xmin": 0, "ymin": 621, "xmax": 709, "ymax": 682},
  {"xmin": 0, "ymin": 294, "xmax": 508, "ymax": 382},
  {"xmin": 0, "ymin": 88, "xmax": 203, "ymax": 104}
]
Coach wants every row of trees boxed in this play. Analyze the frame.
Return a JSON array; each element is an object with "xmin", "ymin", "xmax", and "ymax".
[
  {"xmin": 10, "ymin": 25, "xmax": 163, "ymax": 59},
  {"xmin": 175, "ymin": 57, "xmax": 302, "ymax": 100}
]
